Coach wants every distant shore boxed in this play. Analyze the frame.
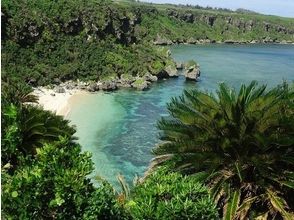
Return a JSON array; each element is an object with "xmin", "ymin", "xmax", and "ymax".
[
  {"xmin": 33, "ymin": 88, "xmax": 87, "ymax": 117},
  {"xmin": 153, "ymin": 38, "xmax": 294, "ymax": 46}
]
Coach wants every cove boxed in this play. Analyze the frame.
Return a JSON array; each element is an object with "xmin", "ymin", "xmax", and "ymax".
[{"xmin": 66, "ymin": 44, "xmax": 294, "ymax": 186}]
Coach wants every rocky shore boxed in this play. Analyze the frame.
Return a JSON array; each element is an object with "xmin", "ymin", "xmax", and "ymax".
[
  {"xmin": 154, "ymin": 34, "xmax": 294, "ymax": 45},
  {"xmin": 44, "ymin": 61, "xmax": 200, "ymax": 94},
  {"xmin": 33, "ymin": 61, "xmax": 200, "ymax": 116}
]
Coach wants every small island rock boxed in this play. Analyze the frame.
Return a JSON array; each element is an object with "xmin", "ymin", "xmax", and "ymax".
[{"xmin": 185, "ymin": 66, "xmax": 201, "ymax": 81}]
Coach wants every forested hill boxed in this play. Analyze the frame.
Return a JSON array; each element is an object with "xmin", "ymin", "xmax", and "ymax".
[
  {"xmin": 1, "ymin": 0, "xmax": 174, "ymax": 87},
  {"xmin": 2, "ymin": 0, "xmax": 294, "ymax": 87},
  {"xmin": 117, "ymin": 0, "xmax": 294, "ymax": 44}
]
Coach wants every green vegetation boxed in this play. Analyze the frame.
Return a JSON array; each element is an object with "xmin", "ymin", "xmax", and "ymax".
[
  {"xmin": 1, "ymin": 0, "xmax": 173, "ymax": 87},
  {"xmin": 127, "ymin": 168, "xmax": 219, "ymax": 219},
  {"xmin": 119, "ymin": 0, "xmax": 294, "ymax": 43},
  {"xmin": 2, "ymin": 0, "xmax": 293, "ymax": 87},
  {"xmin": 132, "ymin": 78, "xmax": 145, "ymax": 86},
  {"xmin": 1, "ymin": 85, "xmax": 129, "ymax": 219},
  {"xmin": 1, "ymin": 82, "xmax": 219, "ymax": 219},
  {"xmin": 185, "ymin": 60, "xmax": 198, "ymax": 69},
  {"xmin": 154, "ymin": 81, "xmax": 294, "ymax": 219},
  {"xmin": 2, "ymin": 138, "xmax": 128, "ymax": 219},
  {"xmin": 2, "ymin": 0, "xmax": 294, "ymax": 219}
]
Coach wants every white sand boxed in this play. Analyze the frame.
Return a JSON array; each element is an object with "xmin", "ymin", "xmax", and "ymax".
[{"xmin": 33, "ymin": 88, "xmax": 86, "ymax": 117}]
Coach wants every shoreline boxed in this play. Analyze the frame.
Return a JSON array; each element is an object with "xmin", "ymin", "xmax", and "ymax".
[
  {"xmin": 154, "ymin": 41, "xmax": 294, "ymax": 46},
  {"xmin": 33, "ymin": 87, "xmax": 88, "ymax": 117},
  {"xmin": 32, "ymin": 42, "xmax": 293, "ymax": 117}
]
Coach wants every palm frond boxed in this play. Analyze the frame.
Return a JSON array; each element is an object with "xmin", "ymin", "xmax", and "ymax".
[
  {"xmin": 267, "ymin": 189, "xmax": 293, "ymax": 220},
  {"xmin": 223, "ymin": 189, "xmax": 240, "ymax": 220}
]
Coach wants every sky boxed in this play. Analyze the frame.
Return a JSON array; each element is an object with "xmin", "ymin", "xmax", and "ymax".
[{"xmin": 143, "ymin": 0, "xmax": 294, "ymax": 17}]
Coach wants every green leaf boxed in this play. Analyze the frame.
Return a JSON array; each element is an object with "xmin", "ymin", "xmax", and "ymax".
[
  {"xmin": 11, "ymin": 191, "xmax": 18, "ymax": 198},
  {"xmin": 224, "ymin": 189, "xmax": 240, "ymax": 220},
  {"xmin": 234, "ymin": 162, "xmax": 243, "ymax": 182},
  {"xmin": 55, "ymin": 197, "xmax": 65, "ymax": 206}
]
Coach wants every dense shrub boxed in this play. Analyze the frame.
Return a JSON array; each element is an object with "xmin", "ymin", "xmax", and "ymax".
[
  {"xmin": 1, "ymin": 88, "xmax": 129, "ymax": 219},
  {"xmin": 127, "ymin": 168, "xmax": 219, "ymax": 220},
  {"xmin": 1, "ymin": 0, "xmax": 174, "ymax": 86},
  {"xmin": 2, "ymin": 138, "xmax": 129, "ymax": 219}
]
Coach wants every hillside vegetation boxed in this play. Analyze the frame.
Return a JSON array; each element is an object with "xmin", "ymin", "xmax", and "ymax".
[
  {"xmin": 2, "ymin": 0, "xmax": 294, "ymax": 87},
  {"xmin": 2, "ymin": 1, "xmax": 294, "ymax": 219},
  {"xmin": 1, "ymin": 0, "xmax": 174, "ymax": 87},
  {"xmin": 118, "ymin": 0, "xmax": 294, "ymax": 43}
]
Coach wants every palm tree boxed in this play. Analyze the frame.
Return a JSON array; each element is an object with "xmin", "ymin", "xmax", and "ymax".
[
  {"xmin": 153, "ymin": 81, "xmax": 294, "ymax": 219},
  {"xmin": 20, "ymin": 106, "xmax": 77, "ymax": 155},
  {"xmin": 1, "ymin": 80, "xmax": 38, "ymax": 105}
]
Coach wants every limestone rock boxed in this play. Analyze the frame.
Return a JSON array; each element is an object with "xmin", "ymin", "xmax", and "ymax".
[
  {"xmin": 144, "ymin": 73, "xmax": 158, "ymax": 82},
  {"xmin": 165, "ymin": 65, "xmax": 179, "ymax": 77},
  {"xmin": 99, "ymin": 81, "xmax": 117, "ymax": 91},
  {"xmin": 184, "ymin": 65, "xmax": 201, "ymax": 81},
  {"xmin": 87, "ymin": 82, "xmax": 99, "ymax": 92},
  {"xmin": 187, "ymin": 37, "xmax": 197, "ymax": 44},
  {"xmin": 154, "ymin": 34, "xmax": 173, "ymax": 45},
  {"xmin": 176, "ymin": 62, "xmax": 184, "ymax": 70},
  {"xmin": 54, "ymin": 86, "xmax": 65, "ymax": 93}
]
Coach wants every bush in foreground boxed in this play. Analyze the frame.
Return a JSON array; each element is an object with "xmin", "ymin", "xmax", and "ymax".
[
  {"xmin": 2, "ymin": 138, "xmax": 129, "ymax": 220},
  {"xmin": 127, "ymin": 168, "xmax": 219, "ymax": 219}
]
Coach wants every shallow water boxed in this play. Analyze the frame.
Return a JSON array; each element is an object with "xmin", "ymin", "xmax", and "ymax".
[{"xmin": 67, "ymin": 44, "xmax": 294, "ymax": 186}]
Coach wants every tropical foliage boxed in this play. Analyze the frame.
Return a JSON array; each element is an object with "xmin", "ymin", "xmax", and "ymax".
[
  {"xmin": 2, "ymin": 0, "xmax": 294, "ymax": 87},
  {"xmin": 2, "ymin": 138, "xmax": 129, "ymax": 220},
  {"xmin": 1, "ymin": 85, "xmax": 129, "ymax": 219},
  {"xmin": 153, "ymin": 81, "xmax": 294, "ymax": 219},
  {"xmin": 1, "ymin": 82, "xmax": 75, "ymax": 167},
  {"xmin": 1, "ymin": 0, "xmax": 173, "ymax": 86},
  {"xmin": 126, "ymin": 168, "xmax": 219, "ymax": 219},
  {"xmin": 1, "ymin": 81, "xmax": 220, "ymax": 219}
]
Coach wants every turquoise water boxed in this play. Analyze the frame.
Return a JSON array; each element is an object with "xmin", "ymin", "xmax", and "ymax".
[{"xmin": 67, "ymin": 44, "xmax": 294, "ymax": 186}]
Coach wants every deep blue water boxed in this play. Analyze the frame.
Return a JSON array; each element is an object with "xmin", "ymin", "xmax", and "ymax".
[{"xmin": 67, "ymin": 44, "xmax": 294, "ymax": 186}]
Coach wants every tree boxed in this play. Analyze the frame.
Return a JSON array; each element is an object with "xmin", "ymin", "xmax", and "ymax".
[
  {"xmin": 1, "ymin": 103, "xmax": 76, "ymax": 168},
  {"xmin": 1, "ymin": 79, "xmax": 38, "ymax": 106},
  {"xmin": 153, "ymin": 81, "xmax": 294, "ymax": 219}
]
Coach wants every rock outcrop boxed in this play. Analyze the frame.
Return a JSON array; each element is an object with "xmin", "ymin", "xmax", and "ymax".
[
  {"xmin": 144, "ymin": 73, "xmax": 158, "ymax": 82},
  {"xmin": 99, "ymin": 81, "xmax": 117, "ymax": 91},
  {"xmin": 54, "ymin": 86, "xmax": 65, "ymax": 93},
  {"xmin": 184, "ymin": 65, "xmax": 201, "ymax": 81},
  {"xmin": 176, "ymin": 62, "xmax": 184, "ymax": 70},
  {"xmin": 118, "ymin": 74, "xmax": 135, "ymax": 88},
  {"xmin": 87, "ymin": 82, "xmax": 99, "ymax": 92},
  {"xmin": 153, "ymin": 34, "xmax": 173, "ymax": 45},
  {"xmin": 165, "ymin": 65, "xmax": 179, "ymax": 77}
]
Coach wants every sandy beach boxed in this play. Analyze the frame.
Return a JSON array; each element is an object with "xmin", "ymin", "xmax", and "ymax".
[{"xmin": 33, "ymin": 88, "xmax": 87, "ymax": 117}]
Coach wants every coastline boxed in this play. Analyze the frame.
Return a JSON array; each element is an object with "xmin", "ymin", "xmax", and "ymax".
[
  {"xmin": 154, "ymin": 40, "xmax": 294, "ymax": 46},
  {"xmin": 33, "ymin": 87, "xmax": 88, "ymax": 117}
]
